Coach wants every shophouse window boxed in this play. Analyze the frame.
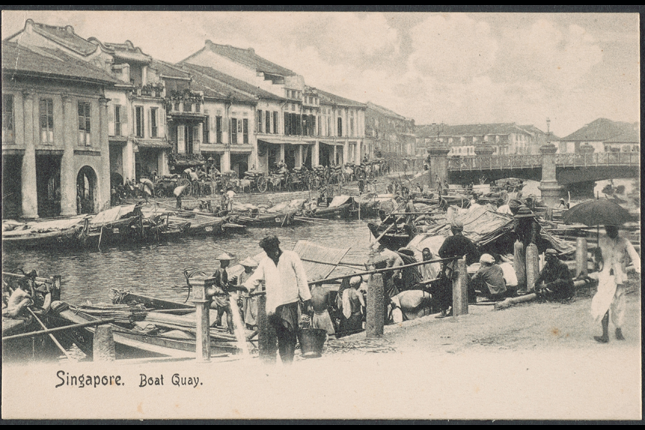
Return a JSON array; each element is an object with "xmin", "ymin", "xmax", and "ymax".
[
  {"xmin": 39, "ymin": 98, "xmax": 54, "ymax": 143},
  {"xmin": 338, "ymin": 117, "xmax": 343, "ymax": 137},
  {"xmin": 135, "ymin": 106, "xmax": 144, "ymax": 138},
  {"xmin": 243, "ymin": 119, "xmax": 249, "ymax": 144},
  {"xmin": 174, "ymin": 102, "xmax": 180, "ymax": 111},
  {"xmin": 273, "ymin": 111, "xmax": 278, "ymax": 134},
  {"xmin": 2, "ymin": 94, "xmax": 14, "ymax": 142},
  {"xmin": 216, "ymin": 116, "xmax": 222, "ymax": 143},
  {"xmin": 231, "ymin": 118, "xmax": 238, "ymax": 144},
  {"xmin": 257, "ymin": 110, "xmax": 263, "ymax": 133},
  {"xmin": 284, "ymin": 113, "xmax": 291, "ymax": 136},
  {"xmin": 184, "ymin": 102, "xmax": 192, "ymax": 112},
  {"xmin": 195, "ymin": 103, "xmax": 200, "ymax": 113},
  {"xmin": 114, "ymin": 105, "xmax": 122, "ymax": 136},
  {"xmin": 203, "ymin": 115, "xmax": 209, "ymax": 143},
  {"xmin": 78, "ymin": 102, "xmax": 91, "ymax": 146},
  {"xmin": 151, "ymin": 108, "xmax": 158, "ymax": 138},
  {"xmin": 266, "ymin": 111, "xmax": 271, "ymax": 134},
  {"xmin": 350, "ymin": 118, "xmax": 355, "ymax": 137}
]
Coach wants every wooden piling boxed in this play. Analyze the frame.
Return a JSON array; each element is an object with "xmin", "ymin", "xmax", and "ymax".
[
  {"xmin": 366, "ymin": 272, "xmax": 385, "ymax": 338},
  {"xmin": 256, "ymin": 293, "xmax": 273, "ymax": 363},
  {"xmin": 190, "ymin": 279, "xmax": 211, "ymax": 362},
  {"xmin": 514, "ymin": 241, "xmax": 526, "ymax": 292},
  {"xmin": 525, "ymin": 243, "xmax": 539, "ymax": 293},
  {"xmin": 575, "ymin": 237, "xmax": 588, "ymax": 278},
  {"xmin": 93, "ymin": 325, "xmax": 116, "ymax": 362},
  {"xmin": 545, "ymin": 207, "xmax": 553, "ymax": 221},
  {"xmin": 51, "ymin": 275, "xmax": 61, "ymax": 301},
  {"xmin": 452, "ymin": 257, "xmax": 468, "ymax": 317}
]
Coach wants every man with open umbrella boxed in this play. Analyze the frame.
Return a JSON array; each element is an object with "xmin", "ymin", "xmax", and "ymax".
[{"xmin": 591, "ymin": 225, "xmax": 640, "ymax": 343}]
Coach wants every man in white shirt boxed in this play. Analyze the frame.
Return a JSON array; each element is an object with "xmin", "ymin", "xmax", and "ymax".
[
  {"xmin": 226, "ymin": 188, "xmax": 236, "ymax": 212},
  {"xmin": 244, "ymin": 236, "xmax": 312, "ymax": 363},
  {"xmin": 591, "ymin": 225, "xmax": 640, "ymax": 343}
]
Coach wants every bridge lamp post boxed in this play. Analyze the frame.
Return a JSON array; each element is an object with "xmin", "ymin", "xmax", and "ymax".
[{"xmin": 538, "ymin": 117, "xmax": 564, "ymax": 207}]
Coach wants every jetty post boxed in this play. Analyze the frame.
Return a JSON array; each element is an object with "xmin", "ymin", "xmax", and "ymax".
[
  {"xmin": 452, "ymin": 257, "xmax": 468, "ymax": 317},
  {"xmin": 366, "ymin": 268, "xmax": 385, "ymax": 338},
  {"xmin": 51, "ymin": 275, "xmax": 61, "ymax": 301},
  {"xmin": 256, "ymin": 293, "xmax": 273, "ymax": 363},
  {"xmin": 191, "ymin": 278, "xmax": 211, "ymax": 362},
  {"xmin": 526, "ymin": 243, "xmax": 539, "ymax": 293},
  {"xmin": 93, "ymin": 324, "xmax": 116, "ymax": 361},
  {"xmin": 514, "ymin": 241, "xmax": 526, "ymax": 292},
  {"xmin": 575, "ymin": 237, "xmax": 588, "ymax": 278}
]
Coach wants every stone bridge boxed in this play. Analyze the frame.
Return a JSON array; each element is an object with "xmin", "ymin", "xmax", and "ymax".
[{"xmin": 427, "ymin": 144, "xmax": 639, "ymax": 206}]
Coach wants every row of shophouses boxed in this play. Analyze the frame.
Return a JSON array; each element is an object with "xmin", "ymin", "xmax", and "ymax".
[{"xmin": 4, "ymin": 19, "xmax": 417, "ymax": 219}]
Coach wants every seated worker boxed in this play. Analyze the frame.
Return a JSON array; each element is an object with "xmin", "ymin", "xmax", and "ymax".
[
  {"xmin": 471, "ymin": 254, "xmax": 507, "ymax": 301},
  {"xmin": 556, "ymin": 198, "xmax": 569, "ymax": 210},
  {"xmin": 496, "ymin": 199, "xmax": 513, "ymax": 215},
  {"xmin": 390, "ymin": 290, "xmax": 433, "ymax": 323},
  {"xmin": 370, "ymin": 243, "xmax": 405, "ymax": 300},
  {"xmin": 534, "ymin": 249, "xmax": 575, "ymax": 302},
  {"xmin": 420, "ymin": 248, "xmax": 441, "ymax": 282},
  {"xmin": 310, "ymin": 284, "xmax": 335, "ymax": 336},
  {"xmin": 338, "ymin": 276, "xmax": 365, "ymax": 334},
  {"xmin": 2, "ymin": 279, "xmax": 34, "ymax": 318}
]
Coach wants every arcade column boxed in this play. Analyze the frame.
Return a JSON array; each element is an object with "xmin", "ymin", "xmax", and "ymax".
[
  {"xmin": 538, "ymin": 143, "xmax": 564, "ymax": 207},
  {"xmin": 99, "ymin": 97, "xmax": 111, "ymax": 211},
  {"xmin": 427, "ymin": 145, "xmax": 450, "ymax": 188},
  {"xmin": 222, "ymin": 144, "xmax": 231, "ymax": 172},
  {"xmin": 60, "ymin": 94, "xmax": 77, "ymax": 216},
  {"xmin": 21, "ymin": 90, "xmax": 38, "ymax": 219}
]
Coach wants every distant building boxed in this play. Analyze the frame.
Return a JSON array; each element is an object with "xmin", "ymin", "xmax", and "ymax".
[
  {"xmin": 415, "ymin": 122, "xmax": 555, "ymax": 157},
  {"xmin": 364, "ymin": 102, "xmax": 417, "ymax": 169},
  {"xmin": 2, "ymin": 41, "xmax": 118, "ymax": 218},
  {"xmin": 559, "ymin": 118, "xmax": 639, "ymax": 154},
  {"xmin": 181, "ymin": 41, "xmax": 366, "ymax": 171}
]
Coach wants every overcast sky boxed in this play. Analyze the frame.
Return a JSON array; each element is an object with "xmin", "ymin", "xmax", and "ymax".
[{"xmin": 2, "ymin": 10, "xmax": 640, "ymax": 137}]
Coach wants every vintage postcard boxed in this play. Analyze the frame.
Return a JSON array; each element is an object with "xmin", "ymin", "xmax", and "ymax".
[{"xmin": 1, "ymin": 9, "xmax": 641, "ymax": 421}]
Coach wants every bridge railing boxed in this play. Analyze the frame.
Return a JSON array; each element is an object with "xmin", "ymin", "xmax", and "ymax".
[
  {"xmin": 555, "ymin": 152, "xmax": 640, "ymax": 167},
  {"xmin": 447, "ymin": 152, "xmax": 639, "ymax": 171}
]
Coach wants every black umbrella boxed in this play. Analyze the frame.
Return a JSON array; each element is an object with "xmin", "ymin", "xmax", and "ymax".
[{"xmin": 563, "ymin": 199, "xmax": 633, "ymax": 244}]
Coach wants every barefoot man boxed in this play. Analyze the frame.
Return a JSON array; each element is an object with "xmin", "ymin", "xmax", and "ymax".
[{"xmin": 591, "ymin": 225, "xmax": 640, "ymax": 343}]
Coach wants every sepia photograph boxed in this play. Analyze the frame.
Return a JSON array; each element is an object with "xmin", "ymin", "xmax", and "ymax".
[{"xmin": 1, "ymin": 8, "xmax": 641, "ymax": 421}]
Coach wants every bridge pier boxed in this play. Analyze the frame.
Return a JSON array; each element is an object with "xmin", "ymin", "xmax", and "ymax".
[
  {"xmin": 428, "ymin": 145, "xmax": 450, "ymax": 189},
  {"xmin": 538, "ymin": 144, "xmax": 564, "ymax": 208}
]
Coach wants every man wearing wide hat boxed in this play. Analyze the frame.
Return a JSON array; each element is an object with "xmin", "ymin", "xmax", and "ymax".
[
  {"xmin": 238, "ymin": 257, "xmax": 259, "ymax": 329},
  {"xmin": 211, "ymin": 252, "xmax": 235, "ymax": 334}
]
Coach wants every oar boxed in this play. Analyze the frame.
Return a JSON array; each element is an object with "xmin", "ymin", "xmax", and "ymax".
[
  {"xmin": 374, "ymin": 222, "xmax": 396, "ymax": 243},
  {"xmin": 25, "ymin": 307, "xmax": 73, "ymax": 360},
  {"xmin": 2, "ymin": 318, "xmax": 118, "ymax": 341}
]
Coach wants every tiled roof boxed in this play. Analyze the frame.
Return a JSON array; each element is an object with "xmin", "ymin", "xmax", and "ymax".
[
  {"xmin": 315, "ymin": 88, "xmax": 366, "ymax": 108},
  {"xmin": 604, "ymin": 128, "xmax": 640, "ymax": 143},
  {"xmin": 561, "ymin": 118, "xmax": 637, "ymax": 142},
  {"xmin": 103, "ymin": 41, "xmax": 151, "ymax": 63},
  {"xmin": 180, "ymin": 63, "xmax": 284, "ymax": 102},
  {"xmin": 150, "ymin": 59, "xmax": 192, "ymax": 80},
  {"xmin": 28, "ymin": 21, "xmax": 98, "ymax": 56},
  {"xmin": 366, "ymin": 102, "xmax": 409, "ymax": 121},
  {"xmin": 2, "ymin": 41, "xmax": 119, "ymax": 84},
  {"xmin": 194, "ymin": 41, "xmax": 296, "ymax": 77},
  {"xmin": 188, "ymin": 73, "xmax": 256, "ymax": 104}
]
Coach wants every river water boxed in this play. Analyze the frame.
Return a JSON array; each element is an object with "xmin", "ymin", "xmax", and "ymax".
[{"xmin": 2, "ymin": 219, "xmax": 376, "ymax": 305}]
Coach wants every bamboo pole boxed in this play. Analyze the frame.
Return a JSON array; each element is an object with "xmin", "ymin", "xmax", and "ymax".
[
  {"xmin": 2, "ymin": 318, "xmax": 118, "ymax": 341},
  {"xmin": 309, "ymin": 256, "xmax": 459, "ymax": 285}
]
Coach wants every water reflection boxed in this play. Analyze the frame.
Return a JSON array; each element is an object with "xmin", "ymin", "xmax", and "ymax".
[{"xmin": 2, "ymin": 219, "xmax": 376, "ymax": 305}]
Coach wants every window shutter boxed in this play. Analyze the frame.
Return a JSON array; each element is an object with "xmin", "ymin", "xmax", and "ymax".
[
  {"xmin": 177, "ymin": 125, "xmax": 185, "ymax": 153},
  {"xmin": 108, "ymin": 105, "xmax": 115, "ymax": 136},
  {"xmin": 158, "ymin": 108, "xmax": 165, "ymax": 138},
  {"xmin": 147, "ymin": 108, "xmax": 151, "ymax": 139}
]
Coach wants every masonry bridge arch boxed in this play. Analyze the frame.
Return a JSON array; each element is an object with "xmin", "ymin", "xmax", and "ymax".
[{"xmin": 427, "ymin": 144, "xmax": 639, "ymax": 206}]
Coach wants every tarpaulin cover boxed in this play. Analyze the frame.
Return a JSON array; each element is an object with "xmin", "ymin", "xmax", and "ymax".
[
  {"xmin": 328, "ymin": 195, "xmax": 353, "ymax": 208},
  {"xmin": 292, "ymin": 240, "xmax": 350, "ymax": 282},
  {"xmin": 91, "ymin": 205, "xmax": 138, "ymax": 225},
  {"xmin": 3, "ymin": 216, "xmax": 86, "ymax": 236}
]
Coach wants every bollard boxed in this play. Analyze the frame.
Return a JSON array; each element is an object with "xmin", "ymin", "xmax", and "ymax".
[
  {"xmin": 525, "ymin": 243, "xmax": 539, "ymax": 293},
  {"xmin": 256, "ymin": 293, "xmax": 274, "ymax": 363},
  {"xmin": 575, "ymin": 237, "xmax": 588, "ymax": 278},
  {"xmin": 452, "ymin": 257, "xmax": 468, "ymax": 317},
  {"xmin": 545, "ymin": 207, "xmax": 553, "ymax": 221},
  {"xmin": 366, "ymin": 272, "xmax": 385, "ymax": 338},
  {"xmin": 514, "ymin": 241, "xmax": 526, "ymax": 292},
  {"xmin": 190, "ymin": 278, "xmax": 211, "ymax": 362},
  {"xmin": 51, "ymin": 275, "xmax": 61, "ymax": 301},
  {"xmin": 93, "ymin": 324, "xmax": 115, "ymax": 362}
]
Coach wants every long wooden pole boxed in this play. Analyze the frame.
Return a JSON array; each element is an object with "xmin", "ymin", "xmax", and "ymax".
[
  {"xmin": 25, "ymin": 308, "xmax": 73, "ymax": 360},
  {"xmin": 2, "ymin": 272, "xmax": 56, "ymax": 284},
  {"xmin": 309, "ymin": 256, "xmax": 459, "ymax": 285},
  {"xmin": 2, "ymin": 318, "xmax": 118, "ymax": 341}
]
